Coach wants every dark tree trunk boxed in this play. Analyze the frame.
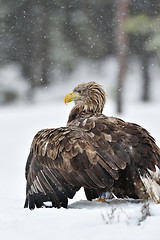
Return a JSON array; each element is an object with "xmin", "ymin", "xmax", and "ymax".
[
  {"xmin": 141, "ymin": 51, "xmax": 150, "ymax": 101},
  {"xmin": 115, "ymin": 0, "xmax": 129, "ymax": 113}
]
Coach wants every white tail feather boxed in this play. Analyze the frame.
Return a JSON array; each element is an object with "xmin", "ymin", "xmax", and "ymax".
[{"xmin": 140, "ymin": 174, "xmax": 160, "ymax": 203}]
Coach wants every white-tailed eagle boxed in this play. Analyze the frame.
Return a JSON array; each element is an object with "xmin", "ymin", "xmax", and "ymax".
[{"xmin": 24, "ymin": 82, "xmax": 160, "ymax": 210}]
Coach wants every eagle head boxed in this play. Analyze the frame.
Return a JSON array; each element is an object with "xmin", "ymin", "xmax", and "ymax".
[{"xmin": 64, "ymin": 82, "xmax": 106, "ymax": 122}]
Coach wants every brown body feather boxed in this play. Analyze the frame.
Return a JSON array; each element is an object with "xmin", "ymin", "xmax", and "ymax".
[{"xmin": 24, "ymin": 82, "xmax": 160, "ymax": 210}]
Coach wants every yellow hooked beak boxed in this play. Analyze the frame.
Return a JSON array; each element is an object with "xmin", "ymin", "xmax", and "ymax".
[{"xmin": 64, "ymin": 91, "xmax": 80, "ymax": 104}]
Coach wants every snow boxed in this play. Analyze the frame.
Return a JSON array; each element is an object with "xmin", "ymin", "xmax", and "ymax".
[{"xmin": 1, "ymin": 58, "xmax": 160, "ymax": 240}]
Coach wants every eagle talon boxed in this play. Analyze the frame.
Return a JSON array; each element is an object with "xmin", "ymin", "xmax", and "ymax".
[{"xmin": 96, "ymin": 198, "xmax": 110, "ymax": 203}]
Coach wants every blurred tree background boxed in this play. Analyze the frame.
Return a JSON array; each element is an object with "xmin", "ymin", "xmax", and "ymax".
[{"xmin": 0, "ymin": 0, "xmax": 160, "ymax": 111}]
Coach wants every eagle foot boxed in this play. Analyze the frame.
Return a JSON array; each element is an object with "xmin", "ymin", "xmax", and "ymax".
[{"xmin": 96, "ymin": 198, "xmax": 110, "ymax": 203}]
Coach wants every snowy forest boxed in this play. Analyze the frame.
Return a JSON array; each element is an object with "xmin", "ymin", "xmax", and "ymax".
[
  {"xmin": 0, "ymin": 0, "xmax": 160, "ymax": 111},
  {"xmin": 1, "ymin": 1, "xmax": 160, "ymax": 240}
]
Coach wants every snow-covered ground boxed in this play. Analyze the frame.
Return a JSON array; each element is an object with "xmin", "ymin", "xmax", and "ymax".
[{"xmin": 0, "ymin": 58, "xmax": 160, "ymax": 240}]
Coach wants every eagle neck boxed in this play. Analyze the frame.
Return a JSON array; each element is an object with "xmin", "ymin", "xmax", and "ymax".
[{"xmin": 67, "ymin": 103, "xmax": 102, "ymax": 123}]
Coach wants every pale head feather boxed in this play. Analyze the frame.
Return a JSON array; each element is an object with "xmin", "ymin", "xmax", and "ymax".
[{"xmin": 68, "ymin": 82, "xmax": 106, "ymax": 122}]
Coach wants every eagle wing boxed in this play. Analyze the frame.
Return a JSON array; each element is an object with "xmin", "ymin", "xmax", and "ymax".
[
  {"xmin": 69, "ymin": 115, "xmax": 160, "ymax": 200},
  {"xmin": 24, "ymin": 118, "xmax": 131, "ymax": 210},
  {"xmin": 25, "ymin": 115, "xmax": 160, "ymax": 209}
]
